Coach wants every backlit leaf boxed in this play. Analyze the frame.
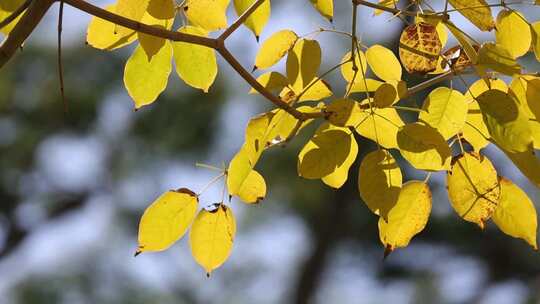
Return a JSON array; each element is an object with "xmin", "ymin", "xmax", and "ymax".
[
  {"xmin": 190, "ymin": 204, "xmax": 236, "ymax": 275},
  {"xmin": 298, "ymin": 79, "xmax": 333, "ymax": 102},
  {"xmin": 137, "ymin": 189, "xmax": 198, "ymax": 254},
  {"xmin": 366, "ymin": 45, "xmax": 402, "ymax": 82},
  {"xmin": 477, "ymin": 43, "xmax": 521, "ymax": 76},
  {"xmin": 347, "ymin": 79, "xmax": 385, "ymax": 93},
  {"xmin": 397, "ymin": 123, "xmax": 452, "ymax": 171},
  {"xmin": 115, "ymin": 0, "xmax": 151, "ymax": 35},
  {"xmin": 532, "ymin": 22, "xmax": 540, "ymax": 61},
  {"xmin": 327, "ymin": 98, "xmax": 363, "ymax": 127},
  {"xmin": 447, "ymin": 153, "xmax": 500, "ymax": 228},
  {"xmin": 236, "ymin": 169, "xmax": 266, "ymax": 204},
  {"xmin": 172, "ymin": 26, "xmax": 218, "ymax": 92},
  {"xmin": 255, "ymin": 30, "xmax": 298, "ymax": 69},
  {"xmin": 124, "ymin": 42, "xmax": 172, "ymax": 109},
  {"xmin": 493, "ymin": 177, "xmax": 538, "ymax": 249},
  {"xmin": 287, "ymin": 39, "xmax": 322, "ymax": 93},
  {"xmin": 476, "ymin": 89, "xmax": 533, "ymax": 153},
  {"xmin": 234, "ymin": 0, "xmax": 271, "ymax": 38},
  {"xmin": 373, "ymin": 83, "xmax": 398, "ymax": 108},
  {"xmin": 359, "ymin": 149, "xmax": 402, "ymax": 219},
  {"xmin": 495, "ymin": 10, "xmax": 531, "ymax": 59},
  {"xmin": 309, "ymin": 0, "xmax": 333, "ymax": 22},
  {"xmin": 250, "ymin": 72, "xmax": 289, "ymax": 94},
  {"xmin": 355, "ymin": 107, "xmax": 404, "ymax": 149},
  {"xmin": 378, "ymin": 181, "xmax": 432, "ymax": 253},
  {"xmin": 419, "ymin": 87, "xmax": 467, "ymax": 140},
  {"xmin": 184, "ymin": 0, "xmax": 228, "ymax": 31},
  {"xmin": 504, "ymin": 148, "xmax": 540, "ymax": 187},
  {"xmin": 399, "ymin": 22, "xmax": 442, "ymax": 74},
  {"xmin": 86, "ymin": 4, "xmax": 137, "ymax": 50},
  {"xmin": 447, "ymin": 0, "xmax": 495, "ymax": 31},
  {"xmin": 340, "ymin": 50, "xmax": 368, "ymax": 82}
]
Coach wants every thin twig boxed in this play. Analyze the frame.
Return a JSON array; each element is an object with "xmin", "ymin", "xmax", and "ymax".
[
  {"xmin": 58, "ymin": 0, "xmax": 67, "ymax": 112},
  {"xmin": 219, "ymin": 0, "xmax": 266, "ymax": 41},
  {"xmin": 354, "ymin": 0, "xmax": 418, "ymax": 17}
]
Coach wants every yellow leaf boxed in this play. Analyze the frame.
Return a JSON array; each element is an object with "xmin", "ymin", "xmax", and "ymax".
[
  {"xmin": 373, "ymin": 83, "xmax": 398, "ymax": 108},
  {"xmin": 347, "ymin": 79, "xmax": 385, "ymax": 93},
  {"xmin": 236, "ymin": 169, "xmax": 266, "ymax": 204},
  {"xmin": 233, "ymin": 0, "xmax": 271, "ymax": 38},
  {"xmin": 495, "ymin": 10, "xmax": 531, "ymax": 59},
  {"xmin": 530, "ymin": 120, "xmax": 540, "ymax": 150},
  {"xmin": 298, "ymin": 79, "xmax": 333, "ymax": 102},
  {"xmin": 147, "ymin": 0, "xmax": 175, "ymax": 19},
  {"xmin": 416, "ymin": 14, "xmax": 448, "ymax": 47},
  {"xmin": 249, "ymin": 72, "xmax": 289, "ymax": 94},
  {"xmin": 464, "ymin": 78, "xmax": 508, "ymax": 103},
  {"xmin": 340, "ymin": 51, "xmax": 368, "ymax": 82},
  {"xmin": 124, "ymin": 42, "xmax": 172, "ymax": 109},
  {"xmin": 397, "ymin": 123, "xmax": 452, "ymax": 171},
  {"xmin": 419, "ymin": 87, "xmax": 467, "ymax": 140},
  {"xmin": 477, "ymin": 43, "xmax": 521, "ymax": 76},
  {"xmin": 172, "ymin": 26, "xmax": 217, "ymax": 92},
  {"xmin": 509, "ymin": 76, "xmax": 540, "ymax": 121},
  {"xmin": 493, "ymin": 177, "xmax": 538, "ymax": 249},
  {"xmin": 184, "ymin": 0, "xmax": 228, "ymax": 31},
  {"xmin": 137, "ymin": 188, "xmax": 198, "ymax": 254},
  {"xmin": 447, "ymin": 152, "xmax": 500, "ymax": 228},
  {"xmin": 287, "ymin": 39, "xmax": 321, "ymax": 93},
  {"xmin": 0, "ymin": 0, "xmax": 26, "ymax": 35},
  {"xmin": 298, "ymin": 123, "xmax": 357, "ymax": 182},
  {"xmin": 447, "ymin": 0, "xmax": 495, "ymax": 31},
  {"xmin": 86, "ymin": 4, "xmax": 137, "ymax": 51},
  {"xmin": 138, "ymin": 8, "xmax": 175, "ymax": 60},
  {"xmin": 476, "ymin": 89, "xmax": 533, "ymax": 153},
  {"xmin": 378, "ymin": 181, "xmax": 432, "ymax": 252},
  {"xmin": 463, "ymin": 102, "xmax": 490, "ymax": 152},
  {"xmin": 358, "ymin": 149, "xmax": 402, "ymax": 219},
  {"xmin": 532, "ymin": 22, "xmax": 540, "ymax": 61},
  {"xmin": 190, "ymin": 204, "xmax": 236, "ymax": 275},
  {"xmin": 366, "ymin": 45, "xmax": 402, "ymax": 82},
  {"xmin": 327, "ymin": 98, "xmax": 363, "ymax": 127},
  {"xmin": 320, "ymin": 127, "xmax": 358, "ymax": 189},
  {"xmin": 374, "ymin": 0, "xmax": 396, "ymax": 16},
  {"xmin": 504, "ymin": 148, "xmax": 540, "ymax": 187},
  {"xmin": 255, "ymin": 30, "xmax": 298, "ymax": 70},
  {"xmin": 115, "ymin": 0, "xmax": 151, "ymax": 35},
  {"xmin": 399, "ymin": 22, "xmax": 442, "ymax": 74},
  {"xmin": 309, "ymin": 0, "xmax": 333, "ymax": 22},
  {"xmin": 355, "ymin": 107, "xmax": 404, "ymax": 149}
]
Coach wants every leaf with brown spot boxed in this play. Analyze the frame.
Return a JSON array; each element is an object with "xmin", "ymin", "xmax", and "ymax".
[{"xmin": 399, "ymin": 22, "xmax": 442, "ymax": 74}]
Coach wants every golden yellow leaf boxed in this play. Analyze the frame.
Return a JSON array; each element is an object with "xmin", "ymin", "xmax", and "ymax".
[
  {"xmin": 358, "ymin": 149, "xmax": 402, "ymax": 219},
  {"xmin": 137, "ymin": 188, "xmax": 198, "ymax": 254},
  {"xmin": 397, "ymin": 123, "xmax": 451, "ymax": 171},
  {"xmin": 366, "ymin": 44, "xmax": 402, "ymax": 82},
  {"xmin": 309, "ymin": 0, "xmax": 333, "ymax": 21},
  {"xmin": 509, "ymin": 76, "xmax": 540, "ymax": 121},
  {"xmin": 347, "ymin": 79, "xmax": 385, "ymax": 93},
  {"xmin": 138, "ymin": 8, "xmax": 175, "ymax": 60},
  {"xmin": 184, "ymin": 0, "xmax": 228, "ymax": 31},
  {"xmin": 172, "ymin": 26, "xmax": 218, "ymax": 92},
  {"xmin": 399, "ymin": 22, "xmax": 442, "ymax": 74},
  {"xmin": 236, "ymin": 169, "xmax": 266, "ymax": 204},
  {"xmin": 504, "ymin": 148, "xmax": 540, "ymax": 188},
  {"xmin": 378, "ymin": 181, "xmax": 432, "ymax": 253},
  {"xmin": 493, "ymin": 177, "xmax": 538, "ymax": 249},
  {"xmin": 298, "ymin": 123, "xmax": 357, "ymax": 183},
  {"xmin": 447, "ymin": 153, "xmax": 500, "ymax": 228},
  {"xmin": 287, "ymin": 39, "xmax": 321, "ymax": 93},
  {"xmin": 234, "ymin": 0, "xmax": 271, "ymax": 38},
  {"xmin": 249, "ymin": 72, "xmax": 289, "ymax": 94},
  {"xmin": 447, "ymin": 0, "xmax": 495, "ymax": 31},
  {"xmin": 444, "ymin": 21, "xmax": 479, "ymax": 66},
  {"xmin": 147, "ymin": 0, "xmax": 175, "ymax": 19},
  {"xmin": 321, "ymin": 128, "xmax": 358, "ymax": 189},
  {"xmin": 340, "ymin": 51, "xmax": 368, "ymax": 82},
  {"xmin": 532, "ymin": 22, "xmax": 540, "ymax": 61},
  {"xmin": 419, "ymin": 87, "xmax": 467, "ymax": 140},
  {"xmin": 374, "ymin": 0, "xmax": 396, "ymax": 16},
  {"xmin": 477, "ymin": 43, "xmax": 521, "ymax": 76},
  {"xmin": 464, "ymin": 78, "xmax": 508, "ymax": 103},
  {"xmin": 298, "ymin": 79, "xmax": 333, "ymax": 102},
  {"xmin": 476, "ymin": 89, "xmax": 533, "ymax": 153},
  {"xmin": 373, "ymin": 83, "xmax": 398, "ymax": 108},
  {"xmin": 255, "ymin": 30, "xmax": 298, "ymax": 69},
  {"xmin": 355, "ymin": 107, "xmax": 404, "ymax": 149},
  {"xmin": 327, "ymin": 98, "xmax": 363, "ymax": 127},
  {"xmin": 416, "ymin": 14, "xmax": 448, "ymax": 47},
  {"xmin": 115, "ymin": 0, "xmax": 151, "ymax": 35},
  {"xmin": 86, "ymin": 4, "xmax": 137, "ymax": 51},
  {"xmin": 0, "ymin": 0, "xmax": 25, "ymax": 35},
  {"xmin": 463, "ymin": 102, "xmax": 490, "ymax": 152},
  {"xmin": 190, "ymin": 204, "xmax": 236, "ymax": 275},
  {"xmin": 124, "ymin": 42, "xmax": 172, "ymax": 109},
  {"xmin": 495, "ymin": 10, "xmax": 531, "ymax": 59}
]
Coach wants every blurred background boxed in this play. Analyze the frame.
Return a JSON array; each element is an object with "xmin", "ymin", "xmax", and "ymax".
[{"xmin": 1, "ymin": 0, "xmax": 540, "ymax": 303}]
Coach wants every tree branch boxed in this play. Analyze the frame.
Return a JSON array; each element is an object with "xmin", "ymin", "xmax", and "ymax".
[
  {"xmin": 0, "ymin": 0, "xmax": 33, "ymax": 30},
  {"xmin": 0, "ymin": 0, "xmax": 55, "ymax": 68},
  {"xmin": 219, "ymin": 0, "xmax": 266, "ymax": 41}
]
